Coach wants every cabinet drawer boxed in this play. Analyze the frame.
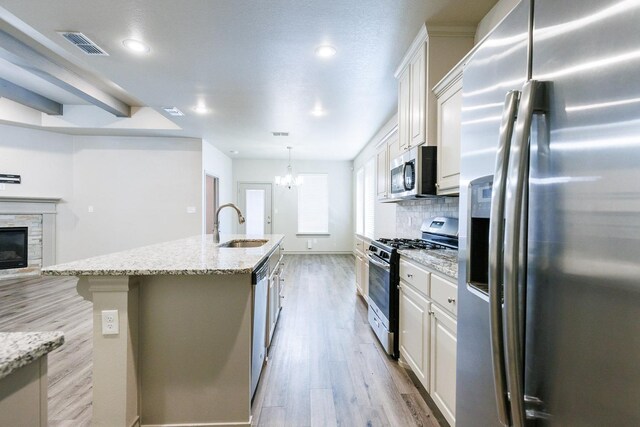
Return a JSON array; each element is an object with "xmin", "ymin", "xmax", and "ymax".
[
  {"xmin": 431, "ymin": 274, "xmax": 457, "ymax": 316},
  {"xmin": 399, "ymin": 259, "xmax": 430, "ymax": 296},
  {"xmin": 355, "ymin": 237, "xmax": 364, "ymax": 253}
]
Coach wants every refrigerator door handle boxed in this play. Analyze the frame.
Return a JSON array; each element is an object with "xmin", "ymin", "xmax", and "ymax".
[
  {"xmin": 504, "ymin": 80, "xmax": 548, "ymax": 427},
  {"xmin": 489, "ymin": 90, "xmax": 520, "ymax": 427}
]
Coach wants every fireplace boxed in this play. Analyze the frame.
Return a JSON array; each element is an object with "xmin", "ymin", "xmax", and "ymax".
[{"xmin": 0, "ymin": 227, "xmax": 28, "ymax": 270}]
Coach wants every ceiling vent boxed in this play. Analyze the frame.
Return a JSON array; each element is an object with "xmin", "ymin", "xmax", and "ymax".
[
  {"xmin": 272, "ymin": 132, "xmax": 289, "ymax": 137},
  {"xmin": 58, "ymin": 32, "xmax": 109, "ymax": 56},
  {"xmin": 162, "ymin": 106, "xmax": 185, "ymax": 116}
]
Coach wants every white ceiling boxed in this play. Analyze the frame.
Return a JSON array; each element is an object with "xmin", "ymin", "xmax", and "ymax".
[{"xmin": 0, "ymin": 0, "xmax": 497, "ymax": 160}]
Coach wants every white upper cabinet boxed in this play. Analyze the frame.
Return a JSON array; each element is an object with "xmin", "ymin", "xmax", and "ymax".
[
  {"xmin": 376, "ymin": 143, "xmax": 388, "ymax": 199},
  {"xmin": 434, "ymin": 61, "xmax": 464, "ymax": 195},
  {"xmin": 394, "ymin": 24, "xmax": 474, "ymax": 156},
  {"xmin": 409, "ymin": 45, "xmax": 426, "ymax": 147},
  {"xmin": 376, "ymin": 128, "xmax": 398, "ymax": 201},
  {"xmin": 398, "ymin": 66, "xmax": 412, "ymax": 152}
]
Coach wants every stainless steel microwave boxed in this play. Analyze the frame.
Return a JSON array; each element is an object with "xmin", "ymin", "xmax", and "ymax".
[{"xmin": 389, "ymin": 146, "xmax": 437, "ymax": 199}]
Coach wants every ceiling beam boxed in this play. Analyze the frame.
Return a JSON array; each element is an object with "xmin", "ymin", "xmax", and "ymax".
[
  {"xmin": 0, "ymin": 77, "xmax": 62, "ymax": 115},
  {"xmin": 0, "ymin": 29, "xmax": 131, "ymax": 117}
]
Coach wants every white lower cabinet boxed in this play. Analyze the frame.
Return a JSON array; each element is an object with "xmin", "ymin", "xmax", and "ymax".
[
  {"xmin": 355, "ymin": 253, "xmax": 363, "ymax": 295},
  {"xmin": 354, "ymin": 236, "xmax": 370, "ymax": 301},
  {"xmin": 399, "ymin": 281, "xmax": 431, "ymax": 389},
  {"xmin": 430, "ymin": 304, "xmax": 457, "ymax": 426},
  {"xmin": 399, "ymin": 256, "xmax": 458, "ymax": 425},
  {"xmin": 267, "ymin": 270, "xmax": 280, "ymax": 347}
]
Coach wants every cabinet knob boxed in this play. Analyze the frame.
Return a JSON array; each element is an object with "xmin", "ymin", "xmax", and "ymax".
[
  {"xmin": 435, "ymin": 182, "xmax": 440, "ymax": 188},
  {"xmin": 448, "ymin": 297, "xmax": 456, "ymax": 304},
  {"xmin": 407, "ymin": 273, "xmax": 413, "ymax": 278},
  {"xmin": 428, "ymin": 311, "xmax": 435, "ymax": 316}
]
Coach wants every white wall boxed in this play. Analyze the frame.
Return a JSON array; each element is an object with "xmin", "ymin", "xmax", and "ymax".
[
  {"xmin": 202, "ymin": 139, "xmax": 233, "ymax": 234},
  {"xmin": 475, "ymin": 0, "xmax": 520, "ymax": 43},
  {"xmin": 67, "ymin": 136, "xmax": 202, "ymax": 261},
  {"xmin": 233, "ymin": 159, "xmax": 353, "ymax": 253},
  {"xmin": 352, "ymin": 114, "xmax": 398, "ymax": 240},
  {"xmin": 0, "ymin": 124, "xmax": 75, "ymax": 262}
]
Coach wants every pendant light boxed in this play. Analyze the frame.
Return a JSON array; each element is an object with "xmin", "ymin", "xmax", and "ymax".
[{"xmin": 275, "ymin": 146, "xmax": 303, "ymax": 189}]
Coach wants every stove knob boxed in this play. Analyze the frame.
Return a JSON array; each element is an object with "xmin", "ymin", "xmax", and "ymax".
[{"xmin": 382, "ymin": 252, "xmax": 389, "ymax": 259}]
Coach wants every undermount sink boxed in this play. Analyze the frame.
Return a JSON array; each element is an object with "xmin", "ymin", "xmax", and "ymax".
[{"xmin": 218, "ymin": 239, "xmax": 269, "ymax": 248}]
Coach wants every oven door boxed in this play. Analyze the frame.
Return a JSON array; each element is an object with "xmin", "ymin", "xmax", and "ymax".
[{"xmin": 367, "ymin": 254, "xmax": 391, "ymax": 327}]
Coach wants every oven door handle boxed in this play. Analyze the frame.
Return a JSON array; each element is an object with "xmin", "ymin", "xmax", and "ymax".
[{"xmin": 367, "ymin": 254, "xmax": 390, "ymax": 272}]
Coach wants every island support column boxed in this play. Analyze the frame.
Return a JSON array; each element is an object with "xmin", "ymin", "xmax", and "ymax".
[{"xmin": 83, "ymin": 276, "xmax": 140, "ymax": 427}]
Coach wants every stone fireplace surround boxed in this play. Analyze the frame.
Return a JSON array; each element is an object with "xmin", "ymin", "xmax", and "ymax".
[{"xmin": 0, "ymin": 197, "xmax": 60, "ymax": 279}]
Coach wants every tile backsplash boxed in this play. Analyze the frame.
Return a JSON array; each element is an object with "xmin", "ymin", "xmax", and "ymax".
[{"xmin": 396, "ymin": 197, "xmax": 459, "ymax": 239}]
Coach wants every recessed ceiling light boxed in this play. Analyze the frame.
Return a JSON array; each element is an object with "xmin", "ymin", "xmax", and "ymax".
[
  {"xmin": 229, "ymin": 150, "xmax": 240, "ymax": 154},
  {"xmin": 162, "ymin": 106, "xmax": 184, "ymax": 116},
  {"xmin": 272, "ymin": 132, "xmax": 289, "ymax": 136},
  {"xmin": 311, "ymin": 107, "xmax": 326, "ymax": 117},
  {"xmin": 315, "ymin": 45, "xmax": 336, "ymax": 58},
  {"xmin": 122, "ymin": 39, "xmax": 150, "ymax": 53},
  {"xmin": 193, "ymin": 104, "xmax": 210, "ymax": 114}
]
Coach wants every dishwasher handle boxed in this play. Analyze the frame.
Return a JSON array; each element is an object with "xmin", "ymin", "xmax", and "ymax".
[{"xmin": 252, "ymin": 259, "xmax": 269, "ymax": 284}]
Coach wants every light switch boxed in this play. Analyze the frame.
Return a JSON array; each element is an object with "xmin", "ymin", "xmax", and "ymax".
[
  {"xmin": 88, "ymin": 206, "xmax": 94, "ymax": 213},
  {"xmin": 0, "ymin": 183, "xmax": 5, "ymax": 191}
]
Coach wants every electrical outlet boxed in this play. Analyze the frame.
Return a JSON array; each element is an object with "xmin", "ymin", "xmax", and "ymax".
[
  {"xmin": 187, "ymin": 206, "xmax": 196, "ymax": 214},
  {"xmin": 101, "ymin": 310, "xmax": 119, "ymax": 335},
  {"xmin": 0, "ymin": 183, "xmax": 5, "ymax": 191},
  {"xmin": 88, "ymin": 206, "xmax": 94, "ymax": 213}
]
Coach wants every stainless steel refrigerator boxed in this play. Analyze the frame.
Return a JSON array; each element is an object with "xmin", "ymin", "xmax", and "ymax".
[{"xmin": 457, "ymin": 0, "xmax": 640, "ymax": 425}]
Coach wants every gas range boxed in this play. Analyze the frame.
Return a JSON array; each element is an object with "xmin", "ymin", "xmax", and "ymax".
[
  {"xmin": 366, "ymin": 217, "xmax": 459, "ymax": 359},
  {"xmin": 372, "ymin": 216, "xmax": 459, "ymax": 254},
  {"xmin": 375, "ymin": 238, "xmax": 444, "ymax": 251}
]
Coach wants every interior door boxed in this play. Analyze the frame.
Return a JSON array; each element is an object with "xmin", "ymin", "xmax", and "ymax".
[
  {"xmin": 237, "ymin": 183, "xmax": 272, "ymax": 235},
  {"xmin": 205, "ymin": 174, "xmax": 219, "ymax": 234}
]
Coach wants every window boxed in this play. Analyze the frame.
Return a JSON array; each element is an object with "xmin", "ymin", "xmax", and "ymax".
[
  {"xmin": 355, "ymin": 158, "xmax": 375, "ymax": 239},
  {"xmin": 297, "ymin": 174, "xmax": 329, "ymax": 234},
  {"xmin": 356, "ymin": 168, "xmax": 364, "ymax": 235},
  {"xmin": 244, "ymin": 189, "xmax": 265, "ymax": 235}
]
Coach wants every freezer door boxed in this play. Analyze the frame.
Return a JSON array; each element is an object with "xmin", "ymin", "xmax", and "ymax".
[
  {"xmin": 526, "ymin": 0, "xmax": 640, "ymax": 424},
  {"xmin": 456, "ymin": 0, "xmax": 530, "ymax": 426}
]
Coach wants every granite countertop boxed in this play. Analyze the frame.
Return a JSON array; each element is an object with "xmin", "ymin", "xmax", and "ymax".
[
  {"xmin": 42, "ymin": 234, "xmax": 285, "ymax": 276},
  {"xmin": 398, "ymin": 248, "xmax": 459, "ymax": 280},
  {"xmin": 0, "ymin": 331, "xmax": 64, "ymax": 380}
]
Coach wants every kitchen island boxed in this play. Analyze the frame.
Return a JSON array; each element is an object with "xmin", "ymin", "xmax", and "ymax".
[{"xmin": 43, "ymin": 234, "xmax": 284, "ymax": 427}]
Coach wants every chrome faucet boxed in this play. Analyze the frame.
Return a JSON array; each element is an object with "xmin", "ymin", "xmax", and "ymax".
[{"xmin": 213, "ymin": 203, "xmax": 245, "ymax": 243}]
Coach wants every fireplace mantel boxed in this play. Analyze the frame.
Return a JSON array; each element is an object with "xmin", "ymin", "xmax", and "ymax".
[{"xmin": 0, "ymin": 197, "xmax": 62, "ymax": 215}]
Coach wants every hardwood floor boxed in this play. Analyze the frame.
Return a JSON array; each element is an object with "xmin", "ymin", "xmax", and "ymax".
[
  {"xmin": 252, "ymin": 255, "xmax": 441, "ymax": 427},
  {"xmin": 0, "ymin": 254, "xmax": 440, "ymax": 427},
  {"xmin": 0, "ymin": 275, "xmax": 93, "ymax": 426}
]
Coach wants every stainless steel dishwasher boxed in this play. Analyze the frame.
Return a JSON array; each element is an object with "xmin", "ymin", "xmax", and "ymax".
[{"xmin": 251, "ymin": 259, "xmax": 268, "ymax": 398}]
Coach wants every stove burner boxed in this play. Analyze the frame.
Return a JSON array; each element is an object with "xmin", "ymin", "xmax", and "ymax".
[{"xmin": 376, "ymin": 238, "xmax": 442, "ymax": 250}]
